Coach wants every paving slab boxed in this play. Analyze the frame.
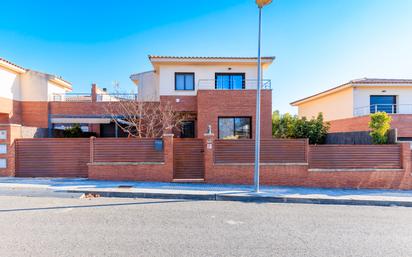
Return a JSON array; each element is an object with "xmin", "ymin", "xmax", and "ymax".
[{"xmin": 1, "ymin": 177, "xmax": 412, "ymax": 207}]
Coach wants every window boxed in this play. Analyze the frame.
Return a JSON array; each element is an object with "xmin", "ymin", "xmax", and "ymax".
[
  {"xmin": 0, "ymin": 144, "xmax": 6, "ymax": 154},
  {"xmin": 0, "ymin": 130, "xmax": 6, "ymax": 140},
  {"xmin": 0, "ymin": 159, "xmax": 6, "ymax": 169},
  {"xmin": 215, "ymin": 73, "xmax": 245, "ymax": 90},
  {"xmin": 218, "ymin": 117, "xmax": 251, "ymax": 139},
  {"xmin": 175, "ymin": 73, "xmax": 195, "ymax": 90},
  {"xmin": 370, "ymin": 95, "xmax": 397, "ymax": 114}
]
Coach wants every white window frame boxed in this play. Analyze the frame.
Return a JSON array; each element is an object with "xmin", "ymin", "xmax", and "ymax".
[
  {"xmin": 0, "ymin": 144, "xmax": 6, "ymax": 154},
  {"xmin": 0, "ymin": 159, "xmax": 6, "ymax": 169},
  {"xmin": 0, "ymin": 130, "xmax": 6, "ymax": 140}
]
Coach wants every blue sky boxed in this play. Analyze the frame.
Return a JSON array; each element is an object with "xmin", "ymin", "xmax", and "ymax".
[{"xmin": 1, "ymin": 0, "xmax": 412, "ymax": 113}]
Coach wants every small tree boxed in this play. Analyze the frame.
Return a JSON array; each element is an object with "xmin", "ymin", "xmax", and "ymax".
[
  {"xmin": 105, "ymin": 98, "xmax": 187, "ymax": 138},
  {"xmin": 272, "ymin": 111, "xmax": 297, "ymax": 138},
  {"xmin": 369, "ymin": 112, "xmax": 391, "ymax": 144}
]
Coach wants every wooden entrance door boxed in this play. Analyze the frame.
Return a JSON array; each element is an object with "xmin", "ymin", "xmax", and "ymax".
[{"xmin": 173, "ymin": 139, "xmax": 204, "ymax": 180}]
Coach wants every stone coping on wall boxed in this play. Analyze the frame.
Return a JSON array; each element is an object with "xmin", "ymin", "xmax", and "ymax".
[
  {"xmin": 88, "ymin": 162, "xmax": 165, "ymax": 166},
  {"xmin": 214, "ymin": 163, "xmax": 309, "ymax": 166},
  {"xmin": 309, "ymin": 168, "xmax": 404, "ymax": 172}
]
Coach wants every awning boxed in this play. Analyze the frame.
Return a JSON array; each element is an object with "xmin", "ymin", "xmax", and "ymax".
[{"xmin": 50, "ymin": 118, "xmax": 111, "ymax": 124}]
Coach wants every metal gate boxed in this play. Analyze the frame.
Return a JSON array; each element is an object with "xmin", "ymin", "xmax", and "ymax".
[
  {"xmin": 15, "ymin": 138, "xmax": 90, "ymax": 177},
  {"xmin": 173, "ymin": 139, "xmax": 204, "ymax": 180}
]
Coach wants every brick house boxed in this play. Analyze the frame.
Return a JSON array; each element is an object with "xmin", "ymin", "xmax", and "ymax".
[
  {"xmin": 0, "ymin": 55, "xmax": 275, "ymax": 175},
  {"xmin": 290, "ymin": 78, "xmax": 412, "ymax": 141},
  {"xmin": 129, "ymin": 55, "xmax": 274, "ymax": 139}
]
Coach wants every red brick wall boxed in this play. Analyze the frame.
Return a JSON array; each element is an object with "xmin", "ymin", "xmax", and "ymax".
[
  {"xmin": 329, "ymin": 114, "xmax": 412, "ymax": 138},
  {"xmin": 49, "ymin": 102, "xmax": 112, "ymax": 115},
  {"xmin": 160, "ymin": 96, "xmax": 197, "ymax": 112},
  {"xmin": 329, "ymin": 116, "xmax": 370, "ymax": 133},
  {"xmin": 197, "ymin": 90, "xmax": 272, "ymax": 138},
  {"xmin": 21, "ymin": 101, "xmax": 49, "ymax": 128}
]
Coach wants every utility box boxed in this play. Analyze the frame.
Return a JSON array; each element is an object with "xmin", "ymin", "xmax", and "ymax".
[{"xmin": 154, "ymin": 139, "xmax": 164, "ymax": 151}]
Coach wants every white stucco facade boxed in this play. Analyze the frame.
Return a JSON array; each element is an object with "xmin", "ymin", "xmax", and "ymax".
[
  {"xmin": 158, "ymin": 63, "xmax": 259, "ymax": 96},
  {"xmin": 297, "ymin": 87, "xmax": 354, "ymax": 121},
  {"xmin": 0, "ymin": 63, "xmax": 71, "ymax": 103},
  {"xmin": 0, "ymin": 66, "xmax": 21, "ymax": 101},
  {"xmin": 131, "ymin": 56, "xmax": 275, "ymax": 101},
  {"xmin": 353, "ymin": 86, "xmax": 412, "ymax": 115}
]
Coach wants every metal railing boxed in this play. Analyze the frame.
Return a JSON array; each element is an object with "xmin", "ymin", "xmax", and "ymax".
[
  {"xmin": 51, "ymin": 93, "xmax": 92, "ymax": 102},
  {"xmin": 96, "ymin": 93, "xmax": 138, "ymax": 102},
  {"xmin": 197, "ymin": 79, "xmax": 271, "ymax": 90},
  {"xmin": 354, "ymin": 104, "xmax": 412, "ymax": 116},
  {"xmin": 51, "ymin": 93, "xmax": 138, "ymax": 102}
]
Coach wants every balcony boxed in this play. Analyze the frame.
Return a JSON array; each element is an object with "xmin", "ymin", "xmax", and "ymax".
[
  {"xmin": 354, "ymin": 104, "xmax": 412, "ymax": 116},
  {"xmin": 197, "ymin": 79, "xmax": 271, "ymax": 90}
]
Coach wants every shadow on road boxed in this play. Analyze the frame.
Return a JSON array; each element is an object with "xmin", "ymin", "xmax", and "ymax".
[{"xmin": 0, "ymin": 199, "xmax": 189, "ymax": 213}]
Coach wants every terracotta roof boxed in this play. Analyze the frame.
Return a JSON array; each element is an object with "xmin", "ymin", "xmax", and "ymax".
[
  {"xmin": 349, "ymin": 78, "xmax": 412, "ymax": 84},
  {"xmin": 290, "ymin": 78, "xmax": 412, "ymax": 106},
  {"xmin": 0, "ymin": 57, "xmax": 27, "ymax": 73},
  {"xmin": 149, "ymin": 55, "xmax": 275, "ymax": 60}
]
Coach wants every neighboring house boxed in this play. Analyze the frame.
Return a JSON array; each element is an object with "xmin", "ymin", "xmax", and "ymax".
[
  {"xmin": 290, "ymin": 78, "xmax": 412, "ymax": 140},
  {"xmin": 0, "ymin": 57, "xmax": 72, "ymax": 171}
]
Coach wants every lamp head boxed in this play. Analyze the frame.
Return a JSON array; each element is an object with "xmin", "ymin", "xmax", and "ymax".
[{"xmin": 256, "ymin": 0, "xmax": 272, "ymax": 8}]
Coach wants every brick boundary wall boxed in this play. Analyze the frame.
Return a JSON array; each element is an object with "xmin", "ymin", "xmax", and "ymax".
[
  {"xmin": 7, "ymin": 131, "xmax": 412, "ymax": 190},
  {"xmin": 203, "ymin": 133, "xmax": 412, "ymax": 190},
  {"xmin": 87, "ymin": 134, "xmax": 174, "ymax": 182}
]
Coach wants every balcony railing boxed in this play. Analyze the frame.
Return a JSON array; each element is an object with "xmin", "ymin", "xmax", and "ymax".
[
  {"xmin": 51, "ymin": 93, "xmax": 137, "ymax": 102},
  {"xmin": 197, "ymin": 79, "xmax": 271, "ymax": 90},
  {"xmin": 51, "ymin": 93, "xmax": 92, "ymax": 102},
  {"xmin": 96, "ymin": 93, "xmax": 138, "ymax": 102},
  {"xmin": 354, "ymin": 104, "xmax": 412, "ymax": 116}
]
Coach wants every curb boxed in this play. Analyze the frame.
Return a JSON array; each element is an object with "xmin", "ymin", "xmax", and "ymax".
[{"xmin": 66, "ymin": 190, "xmax": 412, "ymax": 207}]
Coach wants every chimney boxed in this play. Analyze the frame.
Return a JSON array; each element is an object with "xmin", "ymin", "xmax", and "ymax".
[{"xmin": 91, "ymin": 83, "xmax": 97, "ymax": 102}]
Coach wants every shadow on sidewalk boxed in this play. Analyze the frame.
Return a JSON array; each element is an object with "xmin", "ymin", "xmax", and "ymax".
[{"xmin": 0, "ymin": 199, "xmax": 189, "ymax": 213}]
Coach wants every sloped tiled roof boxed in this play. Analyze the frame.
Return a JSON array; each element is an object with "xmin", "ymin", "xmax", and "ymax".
[
  {"xmin": 149, "ymin": 55, "xmax": 275, "ymax": 60},
  {"xmin": 349, "ymin": 78, "xmax": 412, "ymax": 84},
  {"xmin": 0, "ymin": 57, "xmax": 27, "ymax": 73}
]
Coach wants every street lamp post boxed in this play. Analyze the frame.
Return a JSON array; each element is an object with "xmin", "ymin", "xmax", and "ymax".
[{"xmin": 254, "ymin": 0, "xmax": 272, "ymax": 193}]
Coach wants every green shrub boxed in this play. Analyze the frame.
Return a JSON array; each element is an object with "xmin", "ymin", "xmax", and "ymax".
[
  {"xmin": 369, "ymin": 112, "xmax": 392, "ymax": 144},
  {"xmin": 63, "ymin": 124, "xmax": 83, "ymax": 138},
  {"xmin": 272, "ymin": 111, "xmax": 329, "ymax": 144}
]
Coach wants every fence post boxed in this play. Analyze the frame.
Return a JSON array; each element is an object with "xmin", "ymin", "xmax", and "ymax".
[
  {"xmin": 305, "ymin": 138, "xmax": 310, "ymax": 164},
  {"xmin": 162, "ymin": 132, "xmax": 174, "ymax": 181},
  {"xmin": 203, "ymin": 132, "xmax": 215, "ymax": 182},
  {"xmin": 399, "ymin": 143, "xmax": 412, "ymax": 189},
  {"xmin": 89, "ymin": 136, "xmax": 95, "ymax": 163}
]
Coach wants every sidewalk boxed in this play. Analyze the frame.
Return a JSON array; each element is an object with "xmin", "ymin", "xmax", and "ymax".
[{"xmin": 1, "ymin": 177, "xmax": 412, "ymax": 207}]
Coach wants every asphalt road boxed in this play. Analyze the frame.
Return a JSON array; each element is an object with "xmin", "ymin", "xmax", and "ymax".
[{"xmin": 0, "ymin": 194, "xmax": 411, "ymax": 257}]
